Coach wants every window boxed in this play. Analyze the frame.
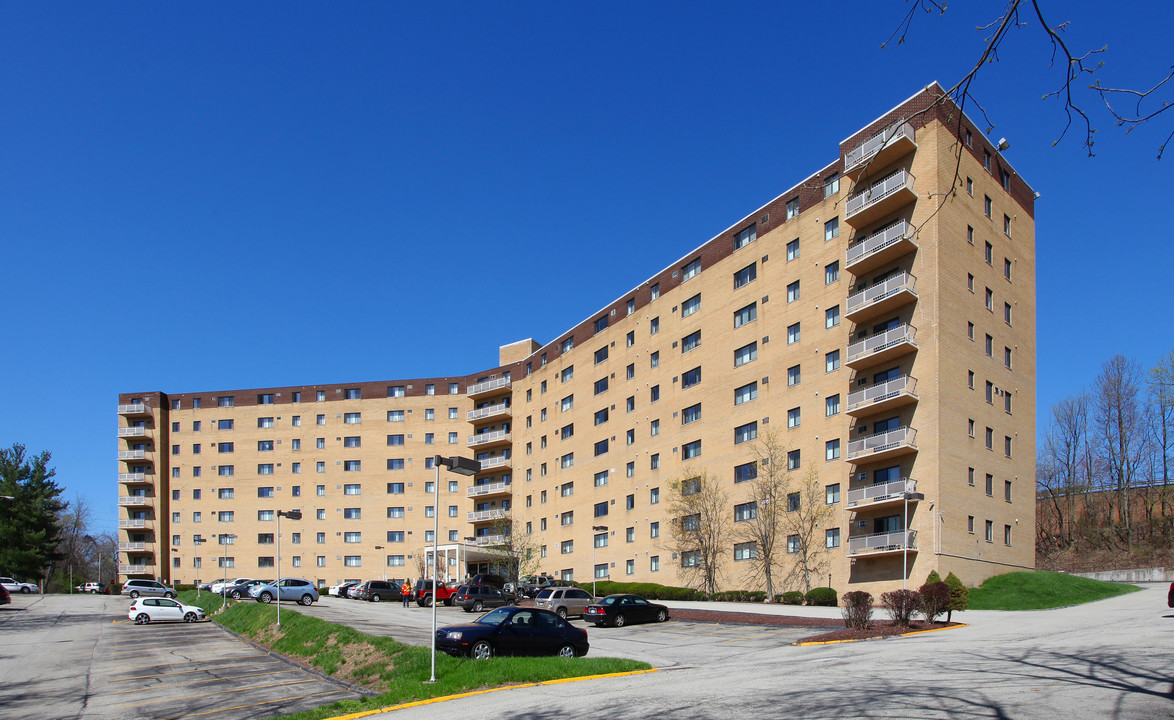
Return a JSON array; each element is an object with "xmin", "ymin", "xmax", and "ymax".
[
  {"xmin": 387, "ymin": 434, "xmax": 404, "ymax": 446},
  {"xmin": 986, "ymin": 380, "xmax": 995, "ymax": 404},
  {"xmin": 985, "ymin": 427, "xmax": 994, "ymax": 450},
  {"xmin": 682, "ymin": 440, "xmax": 702, "ymax": 459},
  {"xmin": 594, "ymin": 314, "xmax": 609, "ymax": 333},
  {"xmin": 257, "ymin": 463, "xmax": 274, "ymax": 475},
  {"xmin": 786, "ymin": 281, "xmax": 800, "ymax": 303},
  {"xmin": 734, "ymin": 342, "xmax": 757, "ymax": 367},
  {"xmin": 1004, "ymin": 213, "xmax": 1012, "ymax": 237},
  {"xmin": 595, "ymin": 439, "xmax": 609, "ymax": 456},
  {"xmin": 387, "ymin": 507, "xmax": 405, "ymax": 520},
  {"xmin": 734, "ymin": 421, "xmax": 757, "ymax": 444},
  {"xmin": 218, "ymin": 488, "xmax": 234, "ymax": 500},
  {"xmin": 316, "ymin": 391, "xmax": 326, "ymax": 401},
  {"xmin": 594, "ymin": 346, "xmax": 608, "ymax": 364},
  {"xmin": 1005, "ymin": 258, "xmax": 1012, "ymax": 280},
  {"xmin": 984, "ymin": 195, "xmax": 992, "ymax": 218},
  {"xmin": 787, "ymin": 407, "xmax": 801, "ymax": 428},
  {"xmin": 825, "ymin": 394, "xmax": 840, "ymax": 416},
  {"xmin": 787, "ymin": 322, "xmax": 800, "ymax": 344},
  {"xmin": 343, "ymin": 460, "xmax": 360, "ymax": 472},
  {"xmin": 1005, "ymin": 347, "xmax": 1013, "ymax": 369},
  {"xmin": 594, "ymin": 470, "xmax": 609, "ymax": 487},
  {"xmin": 985, "ymin": 473, "xmax": 994, "ymax": 496},
  {"xmin": 682, "ymin": 368, "xmax": 701, "ymax": 389},
  {"xmin": 826, "ymin": 350, "xmax": 840, "ymax": 373},
  {"xmin": 787, "ymin": 492, "xmax": 801, "ymax": 512},
  {"xmin": 824, "ymin": 217, "xmax": 839, "ymax": 241},
  {"xmin": 734, "ymin": 382, "xmax": 757, "ymax": 406},
  {"xmin": 343, "ymin": 412, "xmax": 360, "ymax": 424},
  {"xmin": 1005, "ymin": 391, "xmax": 1013, "ymax": 415},
  {"xmin": 217, "ymin": 511, "xmax": 234, "ymax": 522},
  {"xmin": 734, "ymin": 501, "xmax": 757, "ymax": 522},
  {"xmin": 217, "ymin": 396, "xmax": 234, "ymax": 407},
  {"xmin": 787, "ymin": 535, "xmax": 800, "ymax": 554},
  {"xmin": 682, "ymin": 258, "xmax": 702, "ymax": 281},
  {"xmin": 560, "ymin": 423, "xmax": 574, "ymax": 440},
  {"xmin": 1005, "ymin": 436, "xmax": 1013, "ymax": 458},
  {"xmin": 985, "ymin": 287, "xmax": 994, "ymax": 311},
  {"xmin": 787, "ymin": 364, "xmax": 801, "ymax": 387},
  {"xmin": 734, "ymin": 263, "xmax": 757, "ymax": 289},
  {"xmin": 733, "ymin": 303, "xmax": 756, "ymax": 328},
  {"xmin": 682, "ymin": 293, "xmax": 701, "ymax": 317},
  {"xmin": 734, "ymin": 224, "xmax": 756, "ymax": 249},
  {"xmin": 825, "ymin": 439, "xmax": 840, "ymax": 460},
  {"xmin": 650, "ymin": 317, "xmax": 659, "ymax": 335},
  {"xmin": 594, "ymin": 502, "xmax": 608, "ymax": 519},
  {"xmin": 561, "ymin": 395, "xmax": 574, "ymax": 412},
  {"xmin": 561, "ymin": 540, "xmax": 574, "ymax": 554},
  {"xmin": 986, "ymin": 334, "xmax": 994, "ymax": 357},
  {"xmin": 785, "ymin": 196, "xmax": 799, "ymax": 219},
  {"xmin": 561, "ymin": 366, "xmax": 574, "ymax": 383},
  {"xmin": 824, "ymin": 172, "xmax": 839, "ymax": 197},
  {"xmin": 825, "ymin": 528, "xmax": 841, "ymax": 549},
  {"xmin": 1004, "ymin": 524, "xmax": 1013, "ymax": 546},
  {"xmin": 682, "ymin": 330, "xmax": 702, "ymax": 352},
  {"xmin": 387, "ymin": 410, "xmax": 404, "ymax": 422},
  {"xmin": 343, "ymin": 436, "xmax": 361, "ymax": 449},
  {"xmin": 626, "ymin": 330, "xmax": 635, "ymax": 348},
  {"xmin": 316, "ymin": 414, "xmax": 325, "ymax": 425},
  {"xmin": 594, "ymin": 408, "xmax": 609, "ymax": 426},
  {"xmin": 218, "ymin": 465, "xmax": 234, "ymax": 476},
  {"xmin": 650, "ymin": 419, "xmax": 660, "ymax": 436},
  {"xmin": 424, "ymin": 384, "xmax": 435, "ymax": 396},
  {"xmin": 969, "ymin": 419, "xmax": 976, "ymax": 437},
  {"xmin": 291, "ymin": 416, "xmax": 301, "ymax": 427},
  {"xmin": 316, "ymin": 437, "xmax": 325, "ymax": 449},
  {"xmin": 594, "ymin": 377, "xmax": 608, "ymax": 395},
  {"xmin": 787, "ymin": 449, "xmax": 801, "ymax": 470},
  {"xmin": 968, "ymin": 273, "xmax": 975, "ymax": 293},
  {"xmin": 650, "ymin": 487, "xmax": 660, "ymax": 504},
  {"xmin": 826, "ymin": 484, "xmax": 841, "ymax": 504},
  {"xmin": 825, "ymin": 261, "xmax": 840, "ymax": 284},
  {"xmin": 968, "ymin": 322, "xmax": 975, "ymax": 340},
  {"xmin": 650, "ymin": 351, "xmax": 659, "ymax": 369},
  {"xmin": 966, "ymin": 176, "xmax": 973, "ymax": 195},
  {"xmin": 984, "ymin": 149, "xmax": 992, "ymax": 172},
  {"xmin": 650, "ymin": 454, "xmax": 660, "ymax": 470},
  {"xmin": 985, "ymin": 520, "xmax": 994, "ymax": 543},
  {"xmin": 786, "ymin": 238, "xmax": 799, "ymax": 261},
  {"xmin": 387, "ymin": 459, "xmax": 404, "ymax": 470},
  {"xmin": 387, "ymin": 482, "xmax": 404, "ymax": 494},
  {"xmin": 449, "ymin": 407, "xmax": 459, "ymax": 419},
  {"xmin": 627, "ymin": 462, "xmax": 635, "ymax": 479},
  {"xmin": 650, "ymin": 283, "xmax": 660, "ymax": 300},
  {"xmin": 626, "ymin": 396, "xmax": 635, "ymax": 412},
  {"xmin": 561, "ymin": 453, "xmax": 574, "ymax": 468},
  {"xmin": 1004, "ymin": 302, "xmax": 1012, "ymax": 325}
]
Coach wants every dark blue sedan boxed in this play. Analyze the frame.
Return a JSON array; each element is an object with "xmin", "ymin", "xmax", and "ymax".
[{"xmin": 436, "ymin": 606, "xmax": 589, "ymax": 659}]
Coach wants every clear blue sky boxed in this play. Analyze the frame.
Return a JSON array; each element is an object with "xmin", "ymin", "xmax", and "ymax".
[{"xmin": 2, "ymin": 2, "xmax": 1171, "ymax": 534}]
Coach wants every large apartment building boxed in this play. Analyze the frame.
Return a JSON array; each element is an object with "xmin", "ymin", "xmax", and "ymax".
[{"xmin": 117, "ymin": 84, "xmax": 1036, "ymax": 594}]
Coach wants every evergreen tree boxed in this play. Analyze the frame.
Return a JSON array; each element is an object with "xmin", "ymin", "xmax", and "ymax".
[
  {"xmin": 944, "ymin": 572, "xmax": 970, "ymax": 622},
  {"xmin": 0, "ymin": 444, "xmax": 66, "ymax": 581}
]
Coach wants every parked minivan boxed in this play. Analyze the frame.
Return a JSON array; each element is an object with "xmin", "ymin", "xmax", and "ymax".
[
  {"xmin": 121, "ymin": 579, "xmax": 177, "ymax": 599},
  {"xmin": 357, "ymin": 580, "xmax": 402, "ymax": 602},
  {"xmin": 533, "ymin": 586, "xmax": 594, "ymax": 618}
]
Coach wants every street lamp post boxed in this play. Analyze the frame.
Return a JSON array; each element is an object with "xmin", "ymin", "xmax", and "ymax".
[
  {"xmin": 218, "ymin": 534, "xmax": 236, "ymax": 602},
  {"xmin": 427, "ymin": 455, "xmax": 480, "ymax": 684},
  {"xmin": 375, "ymin": 545, "xmax": 385, "ymax": 581},
  {"xmin": 276, "ymin": 510, "xmax": 302, "ymax": 628},
  {"xmin": 591, "ymin": 525, "xmax": 608, "ymax": 599},
  {"xmin": 193, "ymin": 535, "xmax": 205, "ymax": 599},
  {"xmin": 84, "ymin": 535, "xmax": 101, "ymax": 590}
]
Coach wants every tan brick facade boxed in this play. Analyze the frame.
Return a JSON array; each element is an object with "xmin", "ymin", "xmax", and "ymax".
[{"xmin": 118, "ymin": 84, "xmax": 1036, "ymax": 595}]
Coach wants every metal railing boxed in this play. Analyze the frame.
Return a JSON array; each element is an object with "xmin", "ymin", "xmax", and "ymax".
[
  {"xmin": 467, "ymin": 508, "xmax": 510, "ymax": 522},
  {"xmin": 846, "ymin": 479, "xmax": 917, "ymax": 507},
  {"xmin": 472, "ymin": 534, "xmax": 507, "ymax": 546},
  {"xmin": 117, "ymin": 403, "xmax": 147, "ymax": 414},
  {"xmin": 467, "ymin": 429, "xmax": 511, "ymax": 447},
  {"xmin": 467, "ymin": 481, "xmax": 511, "ymax": 497},
  {"xmin": 467, "ymin": 402, "xmax": 510, "ymax": 421},
  {"xmin": 846, "ymin": 272, "xmax": 916, "ymax": 316},
  {"xmin": 118, "ymin": 472, "xmax": 148, "ymax": 483},
  {"xmin": 467, "ymin": 377, "xmax": 511, "ymax": 396},
  {"xmin": 846, "ymin": 220, "xmax": 912, "ymax": 267},
  {"xmin": 477, "ymin": 455, "xmax": 510, "ymax": 470},
  {"xmin": 844, "ymin": 122, "xmax": 915, "ymax": 172},
  {"xmin": 847, "ymin": 324, "xmax": 916, "ymax": 364},
  {"xmin": 119, "ymin": 564, "xmax": 153, "ymax": 574},
  {"xmin": 847, "ymin": 427, "xmax": 917, "ymax": 459},
  {"xmin": 847, "ymin": 375, "xmax": 917, "ymax": 411},
  {"xmin": 118, "ymin": 497, "xmax": 151, "ymax": 506},
  {"xmin": 118, "ymin": 542, "xmax": 148, "ymax": 551},
  {"xmin": 847, "ymin": 530, "xmax": 917, "ymax": 555},
  {"xmin": 118, "ymin": 519, "xmax": 149, "ymax": 529},
  {"xmin": 117, "ymin": 427, "xmax": 148, "ymax": 438},
  {"xmin": 118, "ymin": 450, "xmax": 147, "ymax": 460},
  {"xmin": 846, "ymin": 169, "xmax": 915, "ymax": 219}
]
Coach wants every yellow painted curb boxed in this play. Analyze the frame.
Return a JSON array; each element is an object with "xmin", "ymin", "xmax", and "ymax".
[
  {"xmin": 322, "ymin": 668, "xmax": 659, "ymax": 720},
  {"xmin": 794, "ymin": 622, "xmax": 968, "ymax": 646}
]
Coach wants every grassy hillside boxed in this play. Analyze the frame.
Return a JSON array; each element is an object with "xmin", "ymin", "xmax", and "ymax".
[{"xmin": 967, "ymin": 571, "xmax": 1142, "ymax": 610}]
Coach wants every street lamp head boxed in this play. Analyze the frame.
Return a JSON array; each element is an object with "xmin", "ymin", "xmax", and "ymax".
[
  {"xmin": 436, "ymin": 455, "xmax": 480, "ymax": 476},
  {"xmin": 278, "ymin": 509, "xmax": 302, "ymax": 520}
]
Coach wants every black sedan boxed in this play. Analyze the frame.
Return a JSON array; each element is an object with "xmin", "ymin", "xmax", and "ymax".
[
  {"xmin": 584, "ymin": 594, "xmax": 669, "ymax": 627},
  {"xmin": 436, "ymin": 606, "xmax": 589, "ymax": 659}
]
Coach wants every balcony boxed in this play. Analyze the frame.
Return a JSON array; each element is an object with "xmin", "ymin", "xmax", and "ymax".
[
  {"xmin": 117, "ymin": 427, "xmax": 148, "ymax": 438},
  {"xmin": 845, "ymin": 272, "xmax": 917, "ymax": 324},
  {"xmin": 118, "ymin": 472, "xmax": 150, "ymax": 484},
  {"xmin": 118, "ymin": 541, "xmax": 150, "ymax": 552},
  {"xmin": 119, "ymin": 564, "xmax": 154, "ymax": 575},
  {"xmin": 118, "ymin": 450, "xmax": 147, "ymax": 461},
  {"xmin": 467, "ymin": 429, "xmax": 511, "ymax": 449},
  {"xmin": 846, "ymin": 479, "xmax": 921, "ymax": 510},
  {"xmin": 846, "ymin": 220, "xmax": 917, "ymax": 275},
  {"xmin": 846, "ymin": 324, "xmax": 917, "ymax": 369},
  {"xmin": 845, "ymin": 169, "xmax": 917, "ymax": 228},
  {"xmin": 846, "ymin": 376, "xmax": 918, "ymax": 418},
  {"xmin": 118, "ymin": 496, "xmax": 152, "ymax": 507},
  {"xmin": 467, "ymin": 402, "xmax": 511, "ymax": 422},
  {"xmin": 847, "ymin": 427, "xmax": 918, "ymax": 464},
  {"xmin": 118, "ymin": 403, "xmax": 149, "ymax": 415},
  {"xmin": 843, "ymin": 122, "xmax": 917, "ymax": 178},
  {"xmin": 472, "ymin": 534, "xmax": 507, "ymax": 547},
  {"xmin": 467, "ymin": 481, "xmax": 512, "ymax": 498},
  {"xmin": 467, "ymin": 508, "xmax": 510, "ymax": 522},
  {"xmin": 467, "ymin": 377, "xmax": 511, "ymax": 398},
  {"xmin": 118, "ymin": 519, "xmax": 151, "ymax": 529},
  {"xmin": 847, "ymin": 530, "xmax": 918, "ymax": 557},
  {"xmin": 476, "ymin": 455, "xmax": 512, "ymax": 471}
]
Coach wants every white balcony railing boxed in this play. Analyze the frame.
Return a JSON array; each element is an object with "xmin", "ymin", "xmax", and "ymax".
[
  {"xmin": 118, "ymin": 450, "xmax": 147, "ymax": 461},
  {"xmin": 118, "ymin": 496, "xmax": 151, "ymax": 507},
  {"xmin": 467, "ymin": 377, "xmax": 511, "ymax": 396},
  {"xmin": 118, "ymin": 472, "xmax": 148, "ymax": 483},
  {"xmin": 119, "ymin": 564, "xmax": 153, "ymax": 574},
  {"xmin": 467, "ymin": 402, "xmax": 511, "ymax": 421},
  {"xmin": 847, "ymin": 324, "xmax": 916, "ymax": 364},
  {"xmin": 476, "ymin": 455, "xmax": 511, "ymax": 470},
  {"xmin": 117, "ymin": 427, "xmax": 148, "ymax": 438},
  {"xmin": 472, "ymin": 534, "xmax": 507, "ymax": 546},
  {"xmin": 846, "ymin": 272, "xmax": 916, "ymax": 316},
  {"xmin": 846, "ymin": 169, "xmax": 915, "ymax": 219},
  {"xmin": 846, "ymin": 479, "xmax": 917, "ymax": 507},
  {"xmin": 118, "ymin": 542, "xmax": 148, "ymax": 552},
  {"xmin": 846, "ymin": 220, "xmax": 912, "ymax": 268},
  {"xmin": 467, "ymin": 429, "xmax": 511, "ymax": 447},
  {"xmin": 847, "ymin": 376, "xmax": 917, "ymax": 412},
  {"xmin": 847, "ymin": 427, "xmax": 917, "ymax": 460},
  {"xmin": 847, "ymin": 530, "xmax": 917, "ymax": 556},
  {"xmin": 467, "ymin": 508, "xmax": 510, "ymax": 522},
  {"xmin": 117, "ymin": 403, "xmax": 147, "ymax": 414},
  {"xmin": 118, "ymin": 519, "xmax": 148, "ymax": 529},
  {"xmin": 844, "ymin": 122, "xmax": 915, "ymax": 172},
  {"xmin": 467, "ymin": 481, "xmax": 511, "ymax": 498}
]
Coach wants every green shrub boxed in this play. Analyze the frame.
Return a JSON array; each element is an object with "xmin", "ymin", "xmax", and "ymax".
[
  {"xmin": 805, "ymin": 587, "xmax": 838, "ymax": 606},
  {"xmin": 709, "ymin": 590, "xmax": 767, "ymax": 603},
  {"xmin": 841, "ymin": 591, "xmax": 873, "ymax": 630},
  {"xmin": 918, "ymin": 581, "xmax": 950, "ymax": 622},
  {"xmin": 780, "ymin": 590, "xmax": 805, "ymax": 605},
  {"xmin": 582, "ymin": 580, "xmax": 704, "ymax": 601},
  {"xmin": 925, "ymin": 570, "xmax": 943, "ymax": 585},
  {"xmin": 944, "ymin": 572, "xmax": 969, "ymax": 621},
  {"xmin": 881, "ymin": 589, "xmax": 920, "ymax": 626}
]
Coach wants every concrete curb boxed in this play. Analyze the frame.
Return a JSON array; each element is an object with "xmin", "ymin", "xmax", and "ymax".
[
  {"xmin": 321, "ymin": 669, "xmax": 660, "ymax": 720},
  {"xmin": 793, "ymin": 622, "xmax": 969, "ymax": 646}
]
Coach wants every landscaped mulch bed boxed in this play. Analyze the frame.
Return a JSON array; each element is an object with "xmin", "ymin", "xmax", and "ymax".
[
  {"xmin": 796, "ymin": 620, "xmax": 962, "ymax": 644},
  {"xmin": 667, "ymin": 607, "xmax": 842, "ymax": 627}
]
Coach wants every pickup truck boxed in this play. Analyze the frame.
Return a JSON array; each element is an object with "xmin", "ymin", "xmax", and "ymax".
[
  {"xmin": 1, "ymin": 577, "xmax": 39, "ymax": 594},
  {"xmin": 412, "ymin": 579, "xmax": 460, "ymax": 607}
]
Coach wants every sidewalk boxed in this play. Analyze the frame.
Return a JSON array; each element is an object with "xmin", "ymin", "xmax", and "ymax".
[{"xmin": 657, "ymin": 598, "xmax": 1013, "ymax": 625}]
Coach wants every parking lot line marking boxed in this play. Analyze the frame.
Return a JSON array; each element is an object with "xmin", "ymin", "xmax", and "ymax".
[
  {"xmin": 112, "ymin": 678, "xmax": 320, "ymax": 709},
  {"xmin": 680, "ymin": 625, "xmax": 746, "ymax": 638},
  {"xmin": 717, "ymin": 627, "xmax": 802, "ymax": 643},
  {"xmin": 107, "ymin": 643, "xmax": 238, "ymax": 656},
  {"xmin": 107, "ymin": 668, "xmax": 297, "ymax": 694},
  {"xmin": 110, "ymin": 659, "xmax": 283, "ymax": 682},
  {"xmin": 158, "ymin": 689, "xmax": 351, "ymax": 720},
  {"xmin": 114, "ymin": 654, "xmax": 271, "ymax": 671}
]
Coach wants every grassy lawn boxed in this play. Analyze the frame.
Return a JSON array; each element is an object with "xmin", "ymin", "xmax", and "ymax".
[
  {"xmin": 966, "ymin": 571, "xmax": 1141, "ymax": 610},
  {"xmin": 178, "ymin": 591, "xmax": 651, "ymax": 720}
]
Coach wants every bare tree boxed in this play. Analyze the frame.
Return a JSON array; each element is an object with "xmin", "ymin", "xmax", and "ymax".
[
  {"xmin": 1150, "ymin": 350, "xmax": 1174, "ymax": 535},
  {"xmin": 779, "ymin": 468, "xmax": 834, "ymax": 594},
  {"xmin": 1038, "ymin": 394, "xmax": 1091, "ymax": 549},
  {"xmin": 477, "ymin": 512, "xmax": 541, "ymax": 587},
  {"xmin": 1093, "ymin": 355, "xmax": 1147, "ymax": 550},
  {"xmin": 733, "ymin": 430, "xmax": 791, "ymax": 599},
  {"xmin": 667, "ymin": 468, "xmax": 730, "ymax": 595},
  {"xmin": 412, "ymin": 547, "xmax": 428, "ymax": 581}
]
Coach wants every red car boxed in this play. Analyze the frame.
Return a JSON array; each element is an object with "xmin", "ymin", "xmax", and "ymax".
[
  {"xmin": 1167, "ymin": 583, "xmax": 1173, "ymax": 608},
  {"xmin": 0, "ymin": 584, "xmax": 11, "ymax": 606},
  {"xmin": 413, "ymin": 579, "xmax": 459, "ymax": 607}
]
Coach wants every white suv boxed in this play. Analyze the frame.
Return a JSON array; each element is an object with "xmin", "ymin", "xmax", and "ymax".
[{"xmin": 0, "ymin": 577, "xmax": 38, "ymax": 594}]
